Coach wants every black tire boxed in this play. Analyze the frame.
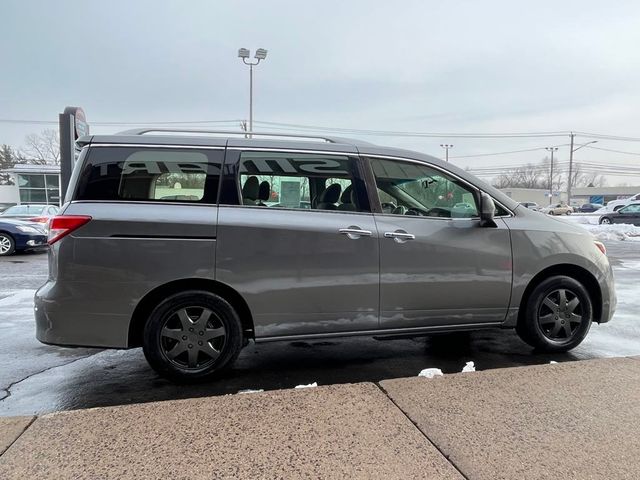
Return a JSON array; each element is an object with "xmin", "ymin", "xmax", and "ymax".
[
  {"xmin": 0, "ymin": 232, "xmax": 16, "ymax": 256},
  {"xmin": 599, "ymin": 217, "xmax": 612, "ymax": 225},
  {"xmin": 143, "ymin": 290, "xmax": 243, "ymax": 383},
  {"xmin": 516, "ymin": 276, "xmax": 592, "ymax": 352}
]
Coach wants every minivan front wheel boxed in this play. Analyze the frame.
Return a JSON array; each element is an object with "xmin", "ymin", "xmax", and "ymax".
[
  {"xmin": 517, "ymin": 276, "xmax": 592, "ymax": 352},
  {"xmin": 143, "ymin": 291, "xmax": 243, "ymax": 382}
]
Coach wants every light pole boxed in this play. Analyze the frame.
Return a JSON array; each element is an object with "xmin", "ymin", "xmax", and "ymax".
[
  {"xmin": 546, "ymin": 147, "xmax": 558, "ymax": 205},
  {"xmin": 440, "ymin": 144, "xmax": 453, "ymax": 162},
  {"xmin": 567, "ymin": 132, "xmax": 597, "ymax": 206},
  {"xmin": 237, "ymin": 47, "xmax": 268, "ymax": 137}
]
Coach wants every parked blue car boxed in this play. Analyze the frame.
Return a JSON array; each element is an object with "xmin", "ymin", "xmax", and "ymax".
[{"xmin": 0, "ymin": 219, "xmax": 48, "ymax": 256}]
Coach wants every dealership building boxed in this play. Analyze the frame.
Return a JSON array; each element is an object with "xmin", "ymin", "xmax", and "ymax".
[{"xmin": 0, "ymin": 164, "xmax": 61, "ymax": 208}]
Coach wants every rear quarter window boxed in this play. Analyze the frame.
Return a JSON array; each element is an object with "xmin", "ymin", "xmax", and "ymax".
[{"xmin": 74, "ymin": 146, "xmax": 223, "ymax": 204}]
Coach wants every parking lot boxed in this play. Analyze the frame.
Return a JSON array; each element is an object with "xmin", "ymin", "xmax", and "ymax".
[{"xmin": 1, "ymin": 238, "xmax": 639, "ymax": 417}]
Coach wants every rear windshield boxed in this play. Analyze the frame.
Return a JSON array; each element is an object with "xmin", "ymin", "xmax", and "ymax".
[
  {"xmin": 74, "ymin": 146, "xmax": 223, "ymax": 204},
  {"xmin": 2, "ymin": 205, "xmax": 46, "ymax": 215}
]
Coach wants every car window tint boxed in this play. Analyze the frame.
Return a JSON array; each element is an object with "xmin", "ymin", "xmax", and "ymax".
[
  {"xmin": 370, "ymin": 158, "xmax": 479, "ymax": 218},
  {"xmin": 75, "ymin": 147, "xmax": 222, "ymax": 203},
  {"xmin": 238, "ymin": 151, "xmax": 368, "ymax": 212}
]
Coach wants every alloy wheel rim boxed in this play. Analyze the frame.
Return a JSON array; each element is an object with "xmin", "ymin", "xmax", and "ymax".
[
  {"xmin": 602, "ymin": 218, "xmax": 611, "ymax": 224},
  {"xmin": 0, "ymin": 235, "xmax": 11, "ymax": 254},
  {"xmin": 537, "ymin": 289, "xmax": 583, "ymax": 342},
  {"xmin": 159, "ymin": 306, "xmax": 226, "ymax": 370}
]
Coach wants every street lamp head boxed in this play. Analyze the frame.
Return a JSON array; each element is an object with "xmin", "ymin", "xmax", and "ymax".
[
  {"xmin": 254, "ymin": 48, "xmax": 268, "ymax": 60},
  {"xmin": 238, "ymin": 48, "xmax": 250, "ymax": 59}
]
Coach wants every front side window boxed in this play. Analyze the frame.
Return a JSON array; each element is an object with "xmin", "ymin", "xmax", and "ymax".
[
  {"xmin": 370, "ymin": 158, "xmax": 479, "ymax": 218},
  {"xmin": 237, "ymin": 151, "xmax": 368, "ymax": 212},
  {"xmin": 621, "ymin": 204, "xmax": 640, "ymax": 213},
  {"xmin": 75, "ymin": 147, "xmax": 222, "ymax": 203}
]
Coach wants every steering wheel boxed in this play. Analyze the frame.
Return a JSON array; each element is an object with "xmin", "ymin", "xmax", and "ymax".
[
  {"xmin": 391, "ymin": 205, "xmax": 407, "ymax": 215},
  {"xmin": 424, "ymin": 207, "xmax": 451, "ymax": 217}
]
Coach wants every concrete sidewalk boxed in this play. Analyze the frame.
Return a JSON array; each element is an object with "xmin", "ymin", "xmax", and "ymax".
[{"xmin": 1, "ymin": 357, "xmax": 639, "ymax": 479}]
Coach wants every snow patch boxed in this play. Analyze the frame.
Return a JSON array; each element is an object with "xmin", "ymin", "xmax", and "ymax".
[
  {"xmin": 295, "ymin": 382, "xmax": 317, "ymax": 389},
  {"xmin": 418, "ymin": 368, "xmax": 443, "ymax": 378},
  {"xmin": 582, "ymin": 223, "xmax": 640, "ymax": 242},
  {"xmin": 461, "ymin": 361, "xmax": 476, "ymax": 373},
  {"xmin": 238, "ymin": 389, "xmax": 264, "ymax": 394}
]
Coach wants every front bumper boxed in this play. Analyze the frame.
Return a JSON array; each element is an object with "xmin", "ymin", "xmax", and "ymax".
[{"xmin": 15, "ymin": 232, "xmax": 47, "ymax": 250}]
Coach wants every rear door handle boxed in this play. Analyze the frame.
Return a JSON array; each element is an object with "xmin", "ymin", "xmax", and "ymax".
[
  {"xmin": 339, "ymin": 227, "xmax": 373, "ymax": 239},
  {"xmin": 384, "ymin": 230, "xmax": 415, "ymax": 243}
]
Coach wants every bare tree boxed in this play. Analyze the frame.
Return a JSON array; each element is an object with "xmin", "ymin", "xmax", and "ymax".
[
  {"xmin": 569, "ymin": 163, "xmax": 607, "ymax": 188},
  {"xmin": 492, "ymin": 162, "xmax": 545, "ymax": 189},
  {"xmin": 21, "ymin": 129, "xmax": 60, "ymax": 165}
]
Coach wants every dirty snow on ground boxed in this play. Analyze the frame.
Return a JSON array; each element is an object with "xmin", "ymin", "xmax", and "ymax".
[
  {"xmin": 418, "ymin": 368, "xmax": 443, "ymax": 378},
  {"xmin": 555, "ymin": 215, "xmax": 640, "ymax": 242},
  {"xmin": 294, "ymin": 382, "xmax": 317, "ymax": 389}
]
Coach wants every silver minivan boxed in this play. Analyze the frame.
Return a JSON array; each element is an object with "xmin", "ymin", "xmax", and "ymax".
[{"xmin": 35, "ymin": 130, "xmax": 616, "ymax": 382}]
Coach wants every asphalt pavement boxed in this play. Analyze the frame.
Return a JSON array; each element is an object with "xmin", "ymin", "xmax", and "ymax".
[{"xmin": 1, "ymin": 240, "xmax": 639, "ymax": 417}]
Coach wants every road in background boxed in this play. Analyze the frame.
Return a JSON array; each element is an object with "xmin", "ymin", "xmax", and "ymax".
[{"xmin": 1, "ymin": 240, "xmax": 639, "ymax": 416}]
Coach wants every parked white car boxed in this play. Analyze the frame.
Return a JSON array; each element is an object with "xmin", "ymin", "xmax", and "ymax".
[{"xmin": 607, "ymin": 193, "xmax": 640, "ymax": 212}]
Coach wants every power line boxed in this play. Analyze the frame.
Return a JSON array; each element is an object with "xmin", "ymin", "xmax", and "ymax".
[
  {"xmin": 449, "ymin": 145, "xmax": 571, "ymax": 159},
  {"xmin": 252, "ymin": 120, "xmax": 570, "ymax": 138},
  {"xmin": 572, "ymin": 131, "xmax": 640, "ymax": 142},
  {"xmin": 0, "ymin": 118, "xmax": 241, "ymax": 126},
  {"xmin": 585, "ymin": 145, "xmax": 640, "ymax": 156}
]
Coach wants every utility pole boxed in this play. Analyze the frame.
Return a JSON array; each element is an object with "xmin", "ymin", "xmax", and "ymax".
[
  {"xmin": 237, "ymin": 48, "xmax": 268, "ymax": 137},
  {"xmin": 567, "ymin": 135, "xmax": 598, "ymax": 206},
  {"xmin": 545, "ymin": 147, "xmax": 558, "ymax": 205},
  {"xmin": 440, "ymin": 144, "xmax": 453, "ymax": 162},
  {"xmin": 567, "ymin": 132, "xmax": 575, "ymax": 206}
]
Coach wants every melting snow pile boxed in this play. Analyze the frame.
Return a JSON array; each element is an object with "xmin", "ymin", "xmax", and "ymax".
[
  {"xmin": 461, "ymin": 361, "xmax": 476, "ymax": 373},
  {"xmin": 418, "ymin": 368, "xmax": 443, "ymax": 378},
  {"xmin": 582, "ymin": 223, "xmax": 640, "ymax": 242}
]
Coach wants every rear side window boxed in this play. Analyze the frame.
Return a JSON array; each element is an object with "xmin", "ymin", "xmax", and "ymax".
[
  {"xmin": 74, "ymin": 147, "xmax": 223, "ymax": 203},
  {"xmin": 236, "ymin": 151, "xmax": 370, "ymax": 212}
]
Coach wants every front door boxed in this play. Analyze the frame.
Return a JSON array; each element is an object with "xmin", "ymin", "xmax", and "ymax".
[
  {"xmin": 216, "ymin": 148, "xmax": 379, "ymax": 339},
  {"xmin": 615, "ymin": 204, "xmax": 640, "ymax": 225},
  {"xmin": 366, "ymin": 156, "xmax": 512, "ymax": 330}
]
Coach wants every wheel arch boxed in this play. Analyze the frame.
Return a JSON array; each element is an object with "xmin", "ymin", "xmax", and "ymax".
[
  {"xmin": 127, "ymin": 278, "xmax": 254, "ymax": 347},
  {"xmin": 518, "ymin": 264, "xmax": 602, "ymax": 325}
]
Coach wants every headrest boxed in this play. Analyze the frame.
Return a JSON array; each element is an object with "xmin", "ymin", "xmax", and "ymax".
[
  {"xmin": 242, "ymin": 176, "xmax": 259, "ymax": 200},
  {"xmin": 258, "ymin": 181, "xmax": 270, "ymax": 201},
  {"xmin": 340, "ymin": 185, "xmax": 353, "ymax": 203},
  {"xmin": 319, "ymin": 183, "xmax": 341, "ymax": 204}
]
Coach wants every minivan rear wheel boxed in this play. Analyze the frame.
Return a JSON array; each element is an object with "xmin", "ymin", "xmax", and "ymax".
[
  {"xmin": 143, "ymin": 290, "xmax": 243, "ymax": 382},
  {"xmin": 516, "ymin": 276, "xmax": 592, "ymax": 352}
]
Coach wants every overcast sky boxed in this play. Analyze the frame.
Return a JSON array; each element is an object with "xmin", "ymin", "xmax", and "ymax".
[{"xmin": 2, "ymin": 0, "xmax": 640, "ymax": 184}]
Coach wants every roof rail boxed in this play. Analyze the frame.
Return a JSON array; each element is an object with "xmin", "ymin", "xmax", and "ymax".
[{"xmin": 114, "ymin": 128, "xmax": 369, "ymax": 145}]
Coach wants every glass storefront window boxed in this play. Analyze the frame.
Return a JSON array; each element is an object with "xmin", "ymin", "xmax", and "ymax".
[{"xmin": 17, "ymin": 174, "xmax": 46, "ymax": 189}]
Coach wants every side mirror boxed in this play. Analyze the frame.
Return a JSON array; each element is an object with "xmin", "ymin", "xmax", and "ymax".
[{"xmin": 479, "ymin": 192, "xmax": 497, "ymax": 228}]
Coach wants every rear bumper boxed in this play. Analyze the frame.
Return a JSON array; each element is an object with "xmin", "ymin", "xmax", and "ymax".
[{"xmin": 35, "ymin": 280, "xmax": 131, "ymax": 348}]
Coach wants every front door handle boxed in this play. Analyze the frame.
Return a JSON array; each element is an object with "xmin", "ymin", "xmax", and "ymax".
[
  {"xmin": 339, "ymin": 227, "xmax": 373, "ymax": 239},
  {"xmin": 384, "ymin": 230, "xmax": 415, "ymax": 243}
]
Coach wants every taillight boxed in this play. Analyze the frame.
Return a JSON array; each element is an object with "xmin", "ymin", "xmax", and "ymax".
[
  {"xmin": 48, "ymin": 216, "xmax": 92, "ymax": 245},
  {"xmin": 594, "ymin": 241, "xmax": 607, "ymax": 255},
  {"xmin": 29, "ymin": 217, "xmax": 49, "ymax": 223}
]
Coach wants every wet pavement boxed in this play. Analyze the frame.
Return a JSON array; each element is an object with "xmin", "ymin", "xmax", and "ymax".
[{"xmin": 1, "ymin": 241, "xmax": 639, "ymax": 416}]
